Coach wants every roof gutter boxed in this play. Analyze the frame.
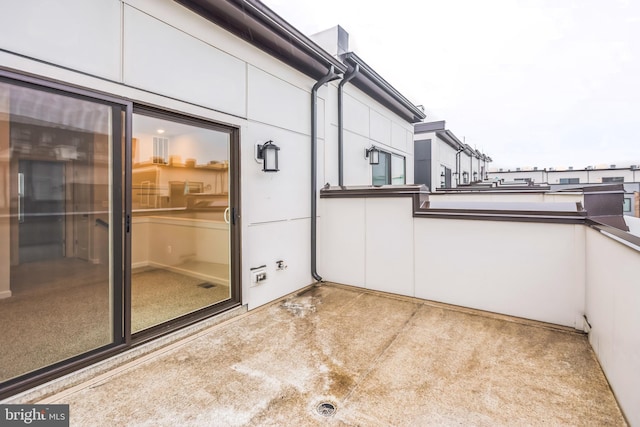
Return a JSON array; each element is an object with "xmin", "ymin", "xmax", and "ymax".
[
  {"xmin": 340, "ymin": 52, "xmax": 425, "ymax": 123},
  {"xmin": 311, "ymin": 66, "xmax": 341, "ymax": 282},
  {"xmin": 174, "ymin": 0, "xmax": 347, "ymax": 79},
  {"xmin": 338, "ymin": 64, "xmax": 360, "ymax": 186}
]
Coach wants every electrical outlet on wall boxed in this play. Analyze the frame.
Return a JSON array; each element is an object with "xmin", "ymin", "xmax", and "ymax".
[{"xmin": 250, "ymin": 265, "xmax": 267, "ymax": 286}]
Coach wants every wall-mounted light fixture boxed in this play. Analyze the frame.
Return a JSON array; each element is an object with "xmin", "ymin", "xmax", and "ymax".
[
  {"xmin": 364, "ymin": 145, "xmax": 380, "ymax": 165},
  {"xmin": 257, "ymin": 140, "xmax": 280, "ymax": 172}
]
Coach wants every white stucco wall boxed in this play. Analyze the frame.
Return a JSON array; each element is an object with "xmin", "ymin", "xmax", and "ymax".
[
  {"xmin": 585, "ymin": 227, "xmax": 640, "ymax": 426},
  {"xmin": 320, "ymin": 195, "xmax": 586, "ymax": 328},
  {"xmin": 319, "ymin": 197, "xmax": 414, "ymax": 294},
  {"xmin": 414, "ymin": 219, "xmax": 585, "ymax": 328}
]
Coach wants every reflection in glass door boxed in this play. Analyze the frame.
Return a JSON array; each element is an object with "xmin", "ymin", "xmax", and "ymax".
[
  {"xmin": 18, "ymin": 160, "xmax": 65, "ymax": 263},
  {"xmin": 131, "ymin": 112, "xmax": 232, "ymax": 333},
  {"xmin": 0, "ymin": 78, "xmax": 122, "ymax": 384}
]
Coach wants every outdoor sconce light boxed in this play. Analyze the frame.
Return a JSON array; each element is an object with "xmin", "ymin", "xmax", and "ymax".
[
  {"xmin": 365, "ymin": 145, "xmax": 380, "ymax": 165},
  {"xmin": 257, "ymin": 140, "xmax": 280, "ymax": 172}
]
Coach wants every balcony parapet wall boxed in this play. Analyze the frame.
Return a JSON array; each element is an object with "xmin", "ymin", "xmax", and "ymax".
[{"xmin": 320, "ymin": 184, "xmax": 638, "ymax": 425}]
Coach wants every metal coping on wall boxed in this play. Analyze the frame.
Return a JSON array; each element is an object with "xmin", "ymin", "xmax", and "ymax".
[
  {"xmin": 587, "ymin": 219, "xmax": 640, "ymax": 251},
  {"xmin": 320, "ymin": 185, "xmax": 592, "ymax": 224}
]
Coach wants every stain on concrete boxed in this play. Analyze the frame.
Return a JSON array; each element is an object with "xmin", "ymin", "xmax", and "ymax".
[
  {"xmin": 36, "ymin": 283, "xmax": 627, "ymax": 426},
  {"xmin": 281, "ymin": 296, "xmax": 318, "ymax": 318}
]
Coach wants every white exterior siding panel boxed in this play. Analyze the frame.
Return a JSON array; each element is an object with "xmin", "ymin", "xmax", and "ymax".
[
  {"xmin": 369, "ymin": 109, "xmax": 391, "ymax": 146},
  {"xmin": 124, "ymin": 5, "xmax": 246, "ymax": 117},
  {"xmin": 247, "ymin": 66, "xmax": 310, "ymax": 134},
  {"xmin": 391, "ymin": 122, "xmax": 407, "ymax": 152},
  {"xmin": 0, "ymin": 0, "xmax": 121, "ymax": 81},
  {"xmin": 246, "ymin": 219, "xmax": 312, "ymax": 309},
  {"xmin": 343, "ymin": 131, "xmax": 373, "ymax": 185},
  {"xmin": 414, "ymin": 219, "xmax": 585, "ymax": 328},
  {"xmin": 319, "ymin": 198, "xmax": 366, "ymax": 287},
  {"xmin": 405, "ymin": 130, "xmax": 414, "ymax": 156},
  {"xmin": 365, "ymin": 198, "xmax": 414, "ymax": 296},
  {"xmin": 585, "ymin": 228, "xmax": 640, "ymax": 426},
  {"xmin": 242, "ymin": 122, "xmax": 310, "ymax": 224},
  {"xmin": 343, "ymin": 93, "xmax": 370, "ymax": 138}
]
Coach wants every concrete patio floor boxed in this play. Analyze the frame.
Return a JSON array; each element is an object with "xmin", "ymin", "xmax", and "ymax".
[{"xmin": 38, "ymin": 283, "xmax": 626, "ymax": 426}]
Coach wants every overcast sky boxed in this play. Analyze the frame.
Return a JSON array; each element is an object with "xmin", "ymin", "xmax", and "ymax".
[{"xmin": 262, "ymin": 0, "xmax": 640, "ymax": 169}]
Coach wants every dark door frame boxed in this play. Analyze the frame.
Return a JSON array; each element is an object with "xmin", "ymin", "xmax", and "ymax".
[
  {"xmin": 0, "ymin": 69, "xmax": 243, "ymax": 399},
  {"xmin": 0, "ymin": 68, "xmax": 130, "ymax": 399},
  {"xmin": 125, "ymin": 105, "xmax": 242, "ymax": 345}
]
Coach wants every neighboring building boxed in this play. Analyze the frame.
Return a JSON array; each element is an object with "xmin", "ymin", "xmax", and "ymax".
[
  {"xmin": 488, "ymin": 164, "xmax": 640, "ymax": 185},
  {"xmin": 0, "ymin": 0, "xmax": 424, "ymax": 397},
  {"xmin": 488, "ymin": 165, "xmax": 640, "ymax": 216},
  {"xmin": 414, "ymin": 121, "xmax": 492, "ymax": 190}
]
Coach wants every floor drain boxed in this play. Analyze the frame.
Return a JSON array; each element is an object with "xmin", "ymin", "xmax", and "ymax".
[
  {"xmin": 316, "ymin": 402, "xmax": 336, "ymax": 417},
  {"xmin": 197, "ymin": 282, "xmax": 215, "ymax": 289}
]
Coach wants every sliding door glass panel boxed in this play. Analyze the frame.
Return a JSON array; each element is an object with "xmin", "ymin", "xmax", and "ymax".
[
  {"xmin": 131, "ymin": 113, "xmax": 231, "ymax": 333},
  {"xmin": 0, "ymin": 80, "xmax": 118, "ymax": 383}
]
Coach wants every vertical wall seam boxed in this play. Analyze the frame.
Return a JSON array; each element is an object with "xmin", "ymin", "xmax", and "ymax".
[
  {"xmin": 120, "ymin": 1, "xmax": 125, "ymax": 83},
  {"xmin": 363, "ymin": 198, "xmax": 367, "ymax": 289}
]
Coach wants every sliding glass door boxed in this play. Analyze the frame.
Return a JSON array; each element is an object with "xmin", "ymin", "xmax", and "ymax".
[
  {"xmin": 0, "ymin": 76, "xmax": 124, "ymax": 384},
  {"xmin": 130, "ymin": 111, "xmax": 233, "ymax": 334},
  {"xmin": 0, "ymin": 72, "xmax": 239, "ymax": 396}
]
